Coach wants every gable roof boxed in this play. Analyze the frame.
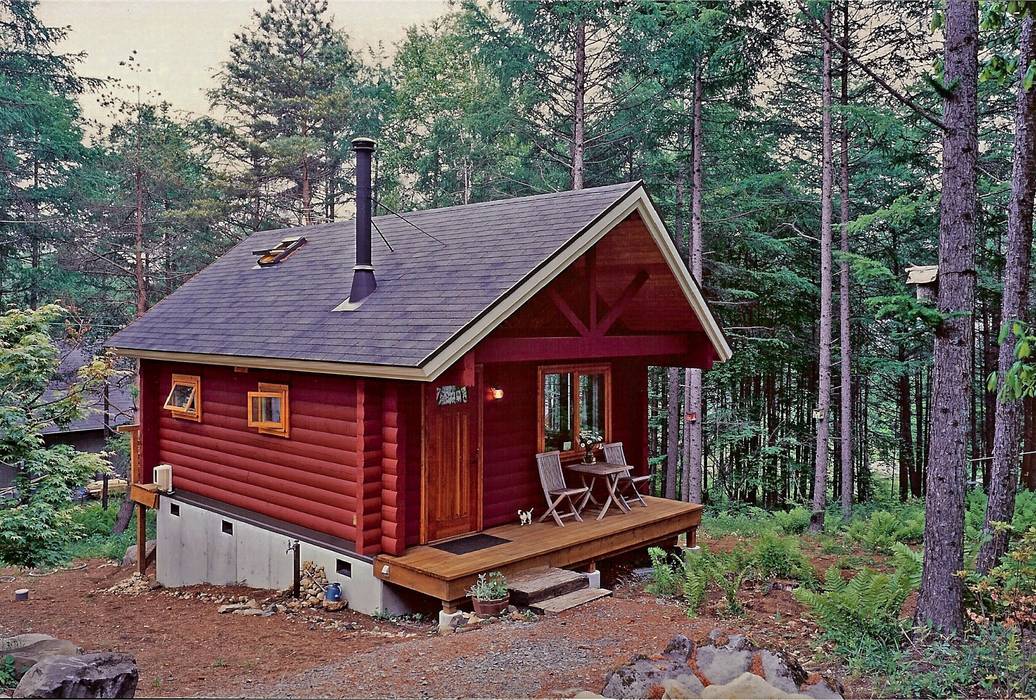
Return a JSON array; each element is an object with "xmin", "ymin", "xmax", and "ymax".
[{"xmin": 108, "ymin": 181, "xmax": 731, "ymax": 380}]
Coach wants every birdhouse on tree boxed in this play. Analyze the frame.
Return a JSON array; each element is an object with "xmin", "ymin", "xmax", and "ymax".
[{"xmin": 905, "ymin": 265, "xmax": 939, "ymax": 303}]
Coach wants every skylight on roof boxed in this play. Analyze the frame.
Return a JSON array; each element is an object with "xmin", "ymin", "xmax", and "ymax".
[{"xmin": 252, "ymin": 236, "xmax": 306, "ymax": 266}]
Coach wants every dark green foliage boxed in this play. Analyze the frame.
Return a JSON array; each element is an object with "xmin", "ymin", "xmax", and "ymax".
[
  {"xmin": 773, "ymin": 507, "xmax": 812, "ymax": 534},
  {"xmin": 847, "ymin": 510, "xmax": 925, "ymax": 553},
  {"xmin": 752, "ymin": 532, "xmax": 817, "ymax": 583},
  {"xmin": 0, "ymin": 655, "xmax": 15, "ymax": 689}
]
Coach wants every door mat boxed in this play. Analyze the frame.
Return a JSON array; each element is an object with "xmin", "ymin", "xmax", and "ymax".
[{"xmin": 431, "ymin": 533, "xmax": 511, "ymax": 555}]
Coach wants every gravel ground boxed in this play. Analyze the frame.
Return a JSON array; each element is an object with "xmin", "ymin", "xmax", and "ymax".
[{"xmin": 2, "ymin": 536, "xmax": 874, "ymax": 698}]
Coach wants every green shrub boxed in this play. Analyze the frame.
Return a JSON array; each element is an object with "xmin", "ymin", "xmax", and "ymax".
[
  {"xmin": 681, "ymin": 548, "xmax": 709, "ymax": 615},
  {"xmin": 467, "ymin": 571, "xmax": 508, "ymax": 601},
  {"xmin": 752, "ymin": 532, "xmax": 817, "ymax": 583},
  {"xmin": 0, "ymin": 655, "xmax": 15, "ymax": 689},
  {"xmin": 794, "ymin": 561, "xmax": 915, "ymax": 657},
  {"xmin": 773, "ymin": 506, "xmax": 811, "ymax": 534},
  {"xmin": 846, "ymin": 510, "xmax": 923, "ymax": 553},
  {"xmin": 705, "ymin": 546, "xmax": 755, "ymax": 616},
  {"xmin": 646, "ymin": 546, "xmax": 680, "ymax": 596}
]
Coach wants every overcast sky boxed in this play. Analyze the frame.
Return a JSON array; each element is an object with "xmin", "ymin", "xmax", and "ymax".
[{"xmin": 38, "ymin": 0, "xmax": 450, "ymax": 125}]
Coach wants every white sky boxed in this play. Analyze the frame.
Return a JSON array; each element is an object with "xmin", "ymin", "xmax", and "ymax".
[{"xmin": 37, "ymin": 0, "xmax": 450, "ymax": 124}]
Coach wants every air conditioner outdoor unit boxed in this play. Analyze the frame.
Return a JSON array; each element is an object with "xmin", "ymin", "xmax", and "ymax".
[{"xmin": 154, "ymin": 464, "xmax": 173, "ymax": 493}]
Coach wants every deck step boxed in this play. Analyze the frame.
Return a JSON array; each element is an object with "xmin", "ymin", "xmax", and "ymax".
[
  {"xmin": 508, "ymin": 567, "xmax": 588, "ymax": 606},
  {"xmin": 530, "ymin": 587, "xmax": 613, "ymax": 615}
]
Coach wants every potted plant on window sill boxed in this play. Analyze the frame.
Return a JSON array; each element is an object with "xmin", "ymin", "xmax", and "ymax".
[{"xmin": 467, "ymin": 571, "xmax": 510, "ymax": 616}]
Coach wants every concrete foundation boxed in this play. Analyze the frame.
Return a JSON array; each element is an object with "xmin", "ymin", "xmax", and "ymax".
[
  {"xmin": 156, "ymin": 495, "xmax": 410, "ymax": 616},
  {"xmin": 585, "ymin": 570, "xmax": 602, "ymax": 589}
]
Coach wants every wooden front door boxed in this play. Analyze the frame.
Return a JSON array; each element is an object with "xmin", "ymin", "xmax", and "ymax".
[{"xmin": 422, "ymin": 381, "xmax": 481, "ymax": 542}]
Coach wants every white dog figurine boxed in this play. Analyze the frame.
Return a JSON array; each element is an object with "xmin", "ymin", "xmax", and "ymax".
[{"xmin": 518, "ymin": 508, "xmax": 534, "ymax": 526}]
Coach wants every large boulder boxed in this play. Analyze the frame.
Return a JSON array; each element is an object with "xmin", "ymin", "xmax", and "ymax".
[
  {"xmin": 13, "ymin": 653, "xmax": 138, "ymax": 698},
  {"xmin": 601, "ymin": 632, "xmax": 841, "ymax": 700},
  {"xmin": 7, "ymin": 640, "xmax": 82, "ymax": 678},
  {"xmin": 121, "ymin": 541, "xmax": 155, "ymax": 568}
]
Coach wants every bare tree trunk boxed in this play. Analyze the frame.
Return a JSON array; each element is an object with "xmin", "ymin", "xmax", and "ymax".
[
  {"xmin": 978, "ymin": 16, "xmax": 1036, "ymax": 573},
  {"xmin": 134, "ymin": 119, "xmax": 146, "ymax": 318},
  {"xmin": 685, "ymin": 67, "xmax": 705, "ymax": 505},
  {"xmin": 916, "ymin": 0, "xmax": 978, "ymax": 636},
  {"xmin": 838, "ymin": 0, "xmax": 853, "ymax": 518},
  {"xmin": 571, "ymin": 19, "xmax": 586, "ymax": 190},
  {"xmin": 665, "ymin": 368, "xmax": 680, "ymax": 500},
  {"xmin": 811, "ymin": 5, "xmax": 835, "ymax": 533},
  {"xmin": 898, "ymin": 353, "xmax": 916, "ymax": 502}
]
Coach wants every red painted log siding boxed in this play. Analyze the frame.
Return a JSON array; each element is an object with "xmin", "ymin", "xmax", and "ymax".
[
  {"xmin": 381, "ymin": 383, "xmax": 420, "ymax": 554},
  {"xmin": 478, "ymin": 359, "xmax": 649, "ymax": 529},
  {"xmin": 142, "ymin": 360, "xmax": 376, "ymax": 545}
]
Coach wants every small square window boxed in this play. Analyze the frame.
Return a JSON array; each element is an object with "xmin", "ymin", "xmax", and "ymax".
[
  {"xmin": 336, "ymin": 559, "xmax": 352, "ymax": 578},
  {"xmin": 170, "ymin": 503, "xmax": 180, "ymax": 517},
  {"xmin": 221, "ymin": 520, "xmax": 233, "ymax": 535},
  {"xmin": 164, "ymin": 374, "xmax": 201, "ymax": 422},
  {"xmin": 247, "ymin": 383, "xmax": 289, "ymax": 437}
]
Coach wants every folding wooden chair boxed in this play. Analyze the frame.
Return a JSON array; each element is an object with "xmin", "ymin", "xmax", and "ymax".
[
  {"xmin": 535, "ymin": 451, "xmax": 589, "ymax": 527},
  {"xmin": 603, "ymin": 442, "xmax": 650, "ymax": 508}
]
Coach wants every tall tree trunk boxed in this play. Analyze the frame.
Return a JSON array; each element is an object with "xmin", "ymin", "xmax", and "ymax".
[
  {"xmin": 898, "ymin": 354, "xmax": 916, "ymax": 502},
  {"xmin": 977, "ymin": 16, "xmax": 1036, "ymax": 573},
  {"xmin": 665, "ymin": 368, "xmax": 680, "ymax": 500},
  {"xmin": 811, "ymin": 5, "xmax": 835, "ymax": 533},
  {"xmin": 29, "ymin": 156, "xmax": 40, "ymax": 309},
  {"xmin": 916, "ymin": 0, "xmax": 979, "ymax": 635},
  {"xmin": 571, "ymin": 19, "xmax": 586, "ymax": 190},
  {"xmin": 134, "ymin": 123, "xmax": 146, "ymax": 318},
  {"xmin": 685, "ymin": 67, "xmax": 705, "ymax": 504},
  {"xmin": 838, "ymin": 0, "xmax": 853, "ymax": 518}
]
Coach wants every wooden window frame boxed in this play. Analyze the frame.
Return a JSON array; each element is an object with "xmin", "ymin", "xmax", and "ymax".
[
  {"xmin": 536, "ymin": 363, "xmax": 612, "ymax": 458},
  {"xmin": 164, "ymin": 374, "xmax": 201, "ymax": 422},
  {"xmin": 247, "ymin": 382, "xmax": 290, "ymax": 438}
]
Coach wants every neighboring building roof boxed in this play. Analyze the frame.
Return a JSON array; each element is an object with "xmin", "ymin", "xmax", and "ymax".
[
  {"xmin": 108, "ymin": 181, "xmax": 731, "ymax": 380},
  {"xmin": 40, "ymin": 346, "xmax": 135, "ymax": 436}
]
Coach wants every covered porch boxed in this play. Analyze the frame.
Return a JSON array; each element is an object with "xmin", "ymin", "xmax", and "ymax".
[{"xmin": 376, "ymin": 496, "xmax": 701, "ymax": 610}]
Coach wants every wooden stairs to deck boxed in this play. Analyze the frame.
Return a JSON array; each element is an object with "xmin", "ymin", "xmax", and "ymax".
[{"xmin": 508, "ymin": 567, "xmax": 612, "ymax": 614}]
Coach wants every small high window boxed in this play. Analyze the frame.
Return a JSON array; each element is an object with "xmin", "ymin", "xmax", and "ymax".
[
  {"xmin": 163, "ymin": 374, "xmax": 201, "ymax": 422},
  {"xmin": 247, "ymin": 382, "xmax": 289, "ymax": 437}
]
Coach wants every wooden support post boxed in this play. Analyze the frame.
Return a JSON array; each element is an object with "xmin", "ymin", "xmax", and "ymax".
[
  {"xmin": 136, "ymin": 502, "xmax": 147, "ymax": 576},
  {"xmin": 686, "ymin": 527, "xmax": 697, "ymax": 549},
  {"xmin": 442, "ymin": 600, "xmax": 459, "ymax": 614}
]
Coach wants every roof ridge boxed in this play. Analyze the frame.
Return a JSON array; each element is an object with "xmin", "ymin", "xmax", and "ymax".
[{"xmin": 372, "ymin": 180, "xmax": 641, "ymax": 221}]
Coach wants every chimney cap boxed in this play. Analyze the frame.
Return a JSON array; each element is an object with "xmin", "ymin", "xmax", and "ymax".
[{"xmin": 351, "ymin": 137, "xmax": 376, "ymax": 152}]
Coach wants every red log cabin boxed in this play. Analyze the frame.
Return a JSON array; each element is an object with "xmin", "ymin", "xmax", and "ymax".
[{"xmin": 108, "ymin": 139, "xmax": 732, "ymax": 616}]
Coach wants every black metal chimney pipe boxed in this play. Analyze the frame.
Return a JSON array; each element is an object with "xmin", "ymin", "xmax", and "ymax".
[{"xmin": 349, "ymin": 137, "xmax": 377, "ymax": 303}]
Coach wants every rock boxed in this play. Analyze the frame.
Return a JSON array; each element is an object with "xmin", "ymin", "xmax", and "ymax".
[
  {"xmin": 756, "ymin": 649, "xmax": 808, "ymax": 694},
  {"xmin": 661, "ymin": 675, "xmax": 705, "ymax": 699},
  {"xmin": 232, "ymin": 608, "xmax": 265, "ymax": 616},
  {"xmin": 801, "ymin": 678, "xmax": 843, "ymax": 700},
  {"xmin": 217, "ymin": 603, "xmax": 250, "ymax": 614},
  {"xmin": 321, "ymin": 600, "xmax": 345, "ymax": 612},
  {"xmin": 574, "ymin": 693, "xmax": 606, "ymax": 699},
  {"xmin": 694, "ymin": 645, "xmax": 752, "ymax": 686},
  {"xmin": 602, "ymin": 634, "xmax": 697, "ymax": 699},
  {"xmin": 121, "ymin": 541, "xmax": 156, "ymax": 568},
  {"xmin": 13, "ymin": 652, "xmax": 137, "ymax": 699},
  {"xmin": 8, "ymin": 640, "xmax": 82, "ymax": 678},
  {"xmin": 602, "ymin": 632, "xmax": 840, "ymax": 700},
  {"xmin": 0, "ymin": 636, "xmax": 55, "ymax": 656},
  {"xmin": 700, "ymin": 672, "xmax": 807, "ymax": 699}
]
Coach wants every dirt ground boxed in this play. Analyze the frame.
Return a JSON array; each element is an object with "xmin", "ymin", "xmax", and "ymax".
[{"xmin": 0, "ymin": 544, "xmax": 866, "ymax": 699}]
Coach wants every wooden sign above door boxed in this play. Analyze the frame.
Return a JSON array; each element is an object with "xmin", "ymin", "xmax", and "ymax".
[{"xmin": 436, "ymin": 385, "xmax": 469, "ymax": 406}]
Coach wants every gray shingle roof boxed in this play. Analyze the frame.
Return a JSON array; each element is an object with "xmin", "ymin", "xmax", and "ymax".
[{"xmin": 108, "ymin": 182, "xmax": 641, "ymax": 369}]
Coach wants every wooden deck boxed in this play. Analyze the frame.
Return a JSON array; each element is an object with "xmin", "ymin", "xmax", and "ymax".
[{"xmin": 373, "ymin": 496, "xmax": 701, "ymax": 607}]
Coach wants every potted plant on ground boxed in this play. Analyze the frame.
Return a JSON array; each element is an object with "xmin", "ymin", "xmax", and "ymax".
[{"xmin": 467, "ymin": 571, "xmax": 510, "ymax": 616}]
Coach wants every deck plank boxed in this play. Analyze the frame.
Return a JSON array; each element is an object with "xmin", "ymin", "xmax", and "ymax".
[{"xmin": 374, "ymin": 496, "xmax": 700, "ymax": 602}]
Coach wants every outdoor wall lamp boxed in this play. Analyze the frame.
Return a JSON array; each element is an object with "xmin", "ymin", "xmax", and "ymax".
[{"xmin": 488, "ymin": 387, "xmax": 504, "ymax": 401}]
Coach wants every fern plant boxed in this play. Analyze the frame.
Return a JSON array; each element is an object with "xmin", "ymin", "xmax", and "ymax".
[
  {"xmin": 681, "ymin": 548, "xmax": 709, "ymax": 615},
  {"xmin": 847, "ymin": 510, "xmax": 924, "ymax": 553},
  {"xmin": 795, "ymin": 561, "xmax": 915, "ymax": 656},
  {"xmin": 752, "ymin": 532, "xmax": 818, "ymax": 584},
  {"xmin": 646, "ymin": 546, "xmax": 680, "ymax": 596},
  {"xmin": 706, "ymin": 546, "xmax": 755, "ymax": 616},
  {"xmin": 773, "ymin": 506, "xmax": 812, "ymax": 534}
]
